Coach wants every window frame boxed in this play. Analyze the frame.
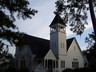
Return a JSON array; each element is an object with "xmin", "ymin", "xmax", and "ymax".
[{"xmin": 61, "ymin": 60, "xmax": 65, "ymax": 68}]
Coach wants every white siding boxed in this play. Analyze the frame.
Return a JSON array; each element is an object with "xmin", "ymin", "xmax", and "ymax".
[
  {"xmin": 66, "ymin": 39, "xmax": 84, "ymax": 68},
  {"xmin": 44, "ymin": 49, "xmax": 56, "ymax": 59}
]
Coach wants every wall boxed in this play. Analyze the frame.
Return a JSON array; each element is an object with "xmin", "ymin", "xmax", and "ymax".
[{"xmin": 66, "ymin": 39, "xmax": 84, "ymax": 68}]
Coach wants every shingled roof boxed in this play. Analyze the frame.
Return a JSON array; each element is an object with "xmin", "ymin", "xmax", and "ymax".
[
  {"xmin": 23, "ymin": 34, "xmax": 74, "ymax": 59},
  {"xmin": 24, "ymin": 34, "xmax": 50, "ymax": 59},
  {"xmin": 49, "ymin": 14, "xmax": 66, "ymax": 27}
]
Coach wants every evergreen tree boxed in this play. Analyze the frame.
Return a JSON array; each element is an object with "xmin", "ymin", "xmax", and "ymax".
[
  {"xmin": 0, "ymin": 0, "xmax": 37, "ymax": 50},
  {"xmin": 0, "ymin": 0, "xmax": 37, "ymax": 69}
]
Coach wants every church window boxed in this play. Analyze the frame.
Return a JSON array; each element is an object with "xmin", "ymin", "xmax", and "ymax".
[
  {"xmin": 73, "ymin": 58, "xmax": 78, "ymax": 61},
  {"xmin": 74, "ymin": 47, "xmax": 75, "ymax": 51},
  {"xmin": 61, "ymin": 42, "xmax": 62, "ymax": 48},
  {"xmin": 72, "ymin": 61, "xmax": 79, "ymax": 68},
  {"xmin": 72, "ymin": 59, "xmax": 79, "ymax": 68},
  {"xmin": 61, "ymin": 60, "xmax": 65, "ymax": 68}
]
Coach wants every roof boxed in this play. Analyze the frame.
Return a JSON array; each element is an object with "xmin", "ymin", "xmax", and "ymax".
[
  {"xmin": 67, "ymin": 38, "xmax": 74, "ymax": 50},
  {"xmin": 23, "ymin": 34, "xmax": 74, "ymax": 59},
  {"xmin": 49, "ymin": 14, "xmax": 66, "ymax": 27},
  {"xmin": 23, "ymin": 34, "xmax": 50, "ymax": 59}
]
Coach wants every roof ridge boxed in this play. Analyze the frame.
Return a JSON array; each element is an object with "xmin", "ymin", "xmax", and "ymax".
[
  {"xmin": 24, "ymin": 34, "xmax": 49, "ymax": 41},
  {"xmin": 67, "ymin": 37, "xmax": 75, "ymax": 40}
]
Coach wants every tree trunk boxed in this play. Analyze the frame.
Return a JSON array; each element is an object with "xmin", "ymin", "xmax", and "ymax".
[{"xmin": 89, "ymin": 0, "xmax": 96, "ymax": 41}]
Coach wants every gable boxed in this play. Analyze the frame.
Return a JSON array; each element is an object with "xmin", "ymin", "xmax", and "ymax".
[
  {"xmin": 44, "ymin": 49, "xmax": 56, "ymax": 60},
  {"xmin": 67, "ymin": 38, "xmax": 84, "ymax": 60},
  {"xmin": 34, "ymin": 64, "xmax": 47, "ymax": 72}
]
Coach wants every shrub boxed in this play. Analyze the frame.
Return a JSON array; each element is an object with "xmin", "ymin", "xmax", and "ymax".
[
  {"xmin": 19, "ymin": 67, "xmax": 29, "ymax": 72},
  {"xmin": 63, "ymin": 68, "xmax": 73, "ymax": 72}
]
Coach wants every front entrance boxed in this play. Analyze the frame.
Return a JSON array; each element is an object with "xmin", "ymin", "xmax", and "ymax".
[{"xmin": 48, "ymin": 60, "xmax": 53, "ymax": 72}]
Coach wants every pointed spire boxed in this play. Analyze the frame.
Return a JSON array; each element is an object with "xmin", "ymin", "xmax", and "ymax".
[{"xmin": 49, "ymin": 13, "xmax": 66, "ymax": 27}]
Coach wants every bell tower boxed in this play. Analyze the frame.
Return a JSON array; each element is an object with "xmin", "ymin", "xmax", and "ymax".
[{"xmin": 49, "ymin": 14, "xmax": 67, "ymax": 58}]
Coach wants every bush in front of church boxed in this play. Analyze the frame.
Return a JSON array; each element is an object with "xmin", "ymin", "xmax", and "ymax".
[
  {"xmin": 19, "ymin": 67, "xmax": 29, "ymax": 72},
  {"xmin": 63, "ymin": 67, "xmax": 95, "ymax": 72},
  {"xmin": 63, "ymin": 68, "xmax": 73, "ymax": 72}
]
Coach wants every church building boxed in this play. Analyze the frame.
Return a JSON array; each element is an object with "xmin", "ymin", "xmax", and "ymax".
[{"xmin": 15, "ymin": 14, "xmax": 86, "ymax": 72}]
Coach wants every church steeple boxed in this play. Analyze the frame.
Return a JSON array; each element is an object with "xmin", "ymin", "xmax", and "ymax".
[
  {"xmin": 49, "ymin": 14, "xmax": 67, "ymax": 58},
  {"xmin": 49, "ymin": 14, "xmax": 66, "ymax": 34},
  {"xmin": 49, "ymin": 14, "xmax": 66, "ymax": 27}
]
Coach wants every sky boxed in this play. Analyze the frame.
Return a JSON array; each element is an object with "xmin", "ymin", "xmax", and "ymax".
[{"xmin": 9, "ymin": 0, "xmax": 93, "ymax": 54}]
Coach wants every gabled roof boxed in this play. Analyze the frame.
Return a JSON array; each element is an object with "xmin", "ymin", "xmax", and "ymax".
[
  {"xmin": 67, "ymin": 38, "xmax": 74, "ymax": 50},
  {"xmin": 24, "ymin": 34, "xmax": 50, "ymax": 59},
  {"xmin": 49, "ymin": 14, "xmax": 66, "ymax": 27},
  {"xmin": 23, "ymin": 34, "xmax": 74, "ymax": 59}
]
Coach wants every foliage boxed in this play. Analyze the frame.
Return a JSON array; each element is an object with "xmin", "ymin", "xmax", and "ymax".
[
  {"xmin": 83, "ymin": 44, "xmax": 96, "ymax": 68},
  {"xmin": 5, "ymin": 67, "xmax": 18, "ymax": 72},
  {"xmin": 0, "ymin": 52, "xmax": 14, "ymax": 72},
  {"xmin": 19, "ymin": 67, "xmax": 29, "ymax": 72},
  {"xmin": 55, "ymin": 0, "xmax": 96, "ymax": 35},
  {"xmin": 63, "ymin": 68, "xmax": 73, "ymax": 72},
  {"xmin": 83, "ymin": 32, "xmax": 96, "ymax": 68},
  {"xmin": 0, "ymin": 0, "xmax": 37, "ymax": 70},
  {"xmin": 85, "ymin": 32, "xmax": 95, "ymax": 48},
  {"xmin": 0, "ymin": 0, "xmax": 37, "ymax": 49},
  {"xmin": 63, "ymin": 67, "xmax": 96, "ymax": 72}
]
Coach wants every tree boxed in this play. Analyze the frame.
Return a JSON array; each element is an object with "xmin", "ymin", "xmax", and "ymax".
[
  {"xmin": 0, "ymin": 52, "xmax": 15, "ymax": 72},
  {"xmin": 85, "ymin": 32, "xmax": 95, "ymax": 48},
  {"xmin": 0, "ymin": 0, "xmax": 37, "ymax": 69},
  {"xmin": 84, "ymin": 32, "xmax": 96, "ymax": 68},
  {"xmin": 0, "ymin": 0, "xmax": 37, "ymax": 48},
  {"xmin": 55, "ymin": 0, "xmax": 96, "ymax": 40}
]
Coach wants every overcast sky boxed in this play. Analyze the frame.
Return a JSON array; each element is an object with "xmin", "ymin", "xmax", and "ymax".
[{"xmin": 9, "ymin": 0, "xmax": 94, "ymax": 54}]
